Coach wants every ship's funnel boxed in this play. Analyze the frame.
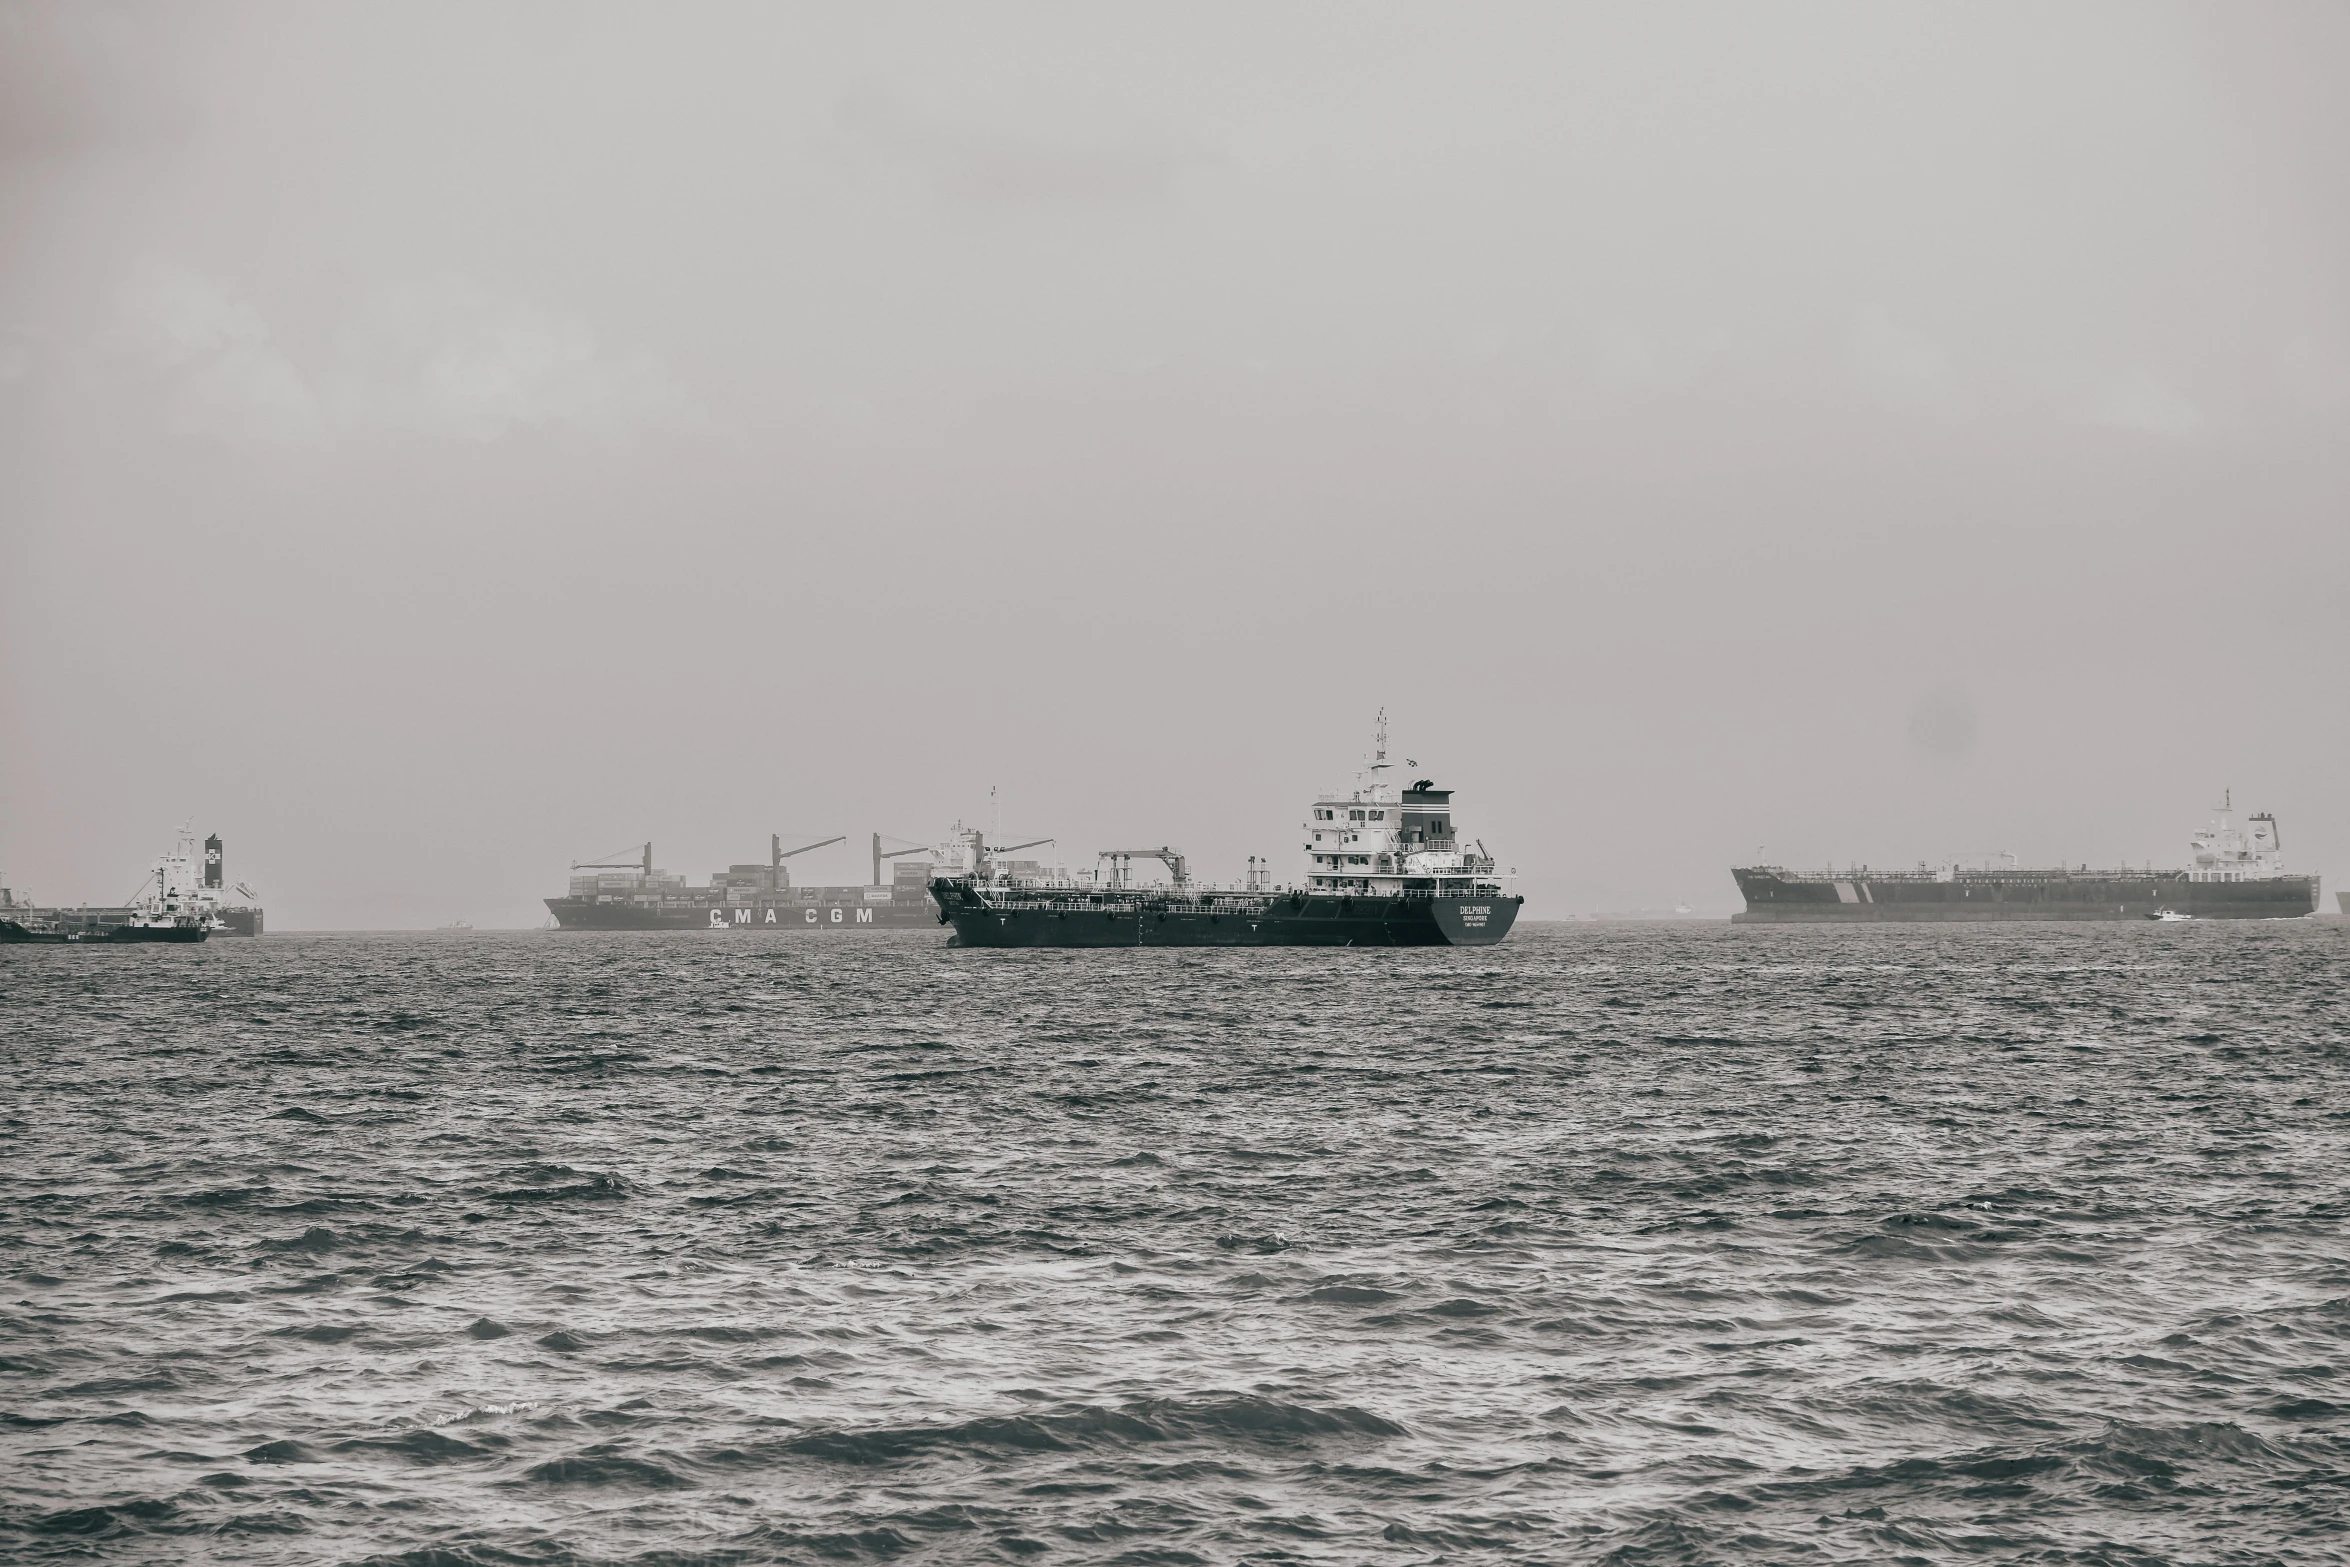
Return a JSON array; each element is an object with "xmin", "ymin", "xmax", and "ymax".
[{"xmin": 204, "ymin": 835, "xmax": 223, "ymax": 889}]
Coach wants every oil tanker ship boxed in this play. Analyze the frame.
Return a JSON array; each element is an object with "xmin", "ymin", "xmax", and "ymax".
[
  {"xmin": 1732, "ymin": 799, "xmax": 2319, "ymax": 923},
  {"xmin": 544, "ymin": 834, "xmax": 944, "ymax": 930},
  {"xmin": 931, "ymin": 716, "xmax": 1523, "ymax": 947},
  {"xmin": 2, "ymin": 827, "xmax": 261, "ymax": 943}
]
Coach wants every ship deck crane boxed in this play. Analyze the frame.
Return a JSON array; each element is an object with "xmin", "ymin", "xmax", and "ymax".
[
  {"xmin": 772, "ymin": 833, "xmax": 847, "ymax": 871},
  {"xmin": 992, "ymin": 837, "xmax": 1054, "ymax": 856},
  {"xmin": 1098, "ymin": 846, "xmax": 1188, "ymax": 890},
  {"xmin": 873, "ymin": 833, "xmax": 936, "ymax": 886},
  {"xmin": 753, "ymin": 833, "xmax": 846, "ymax": 893},
  {"xmin": 573, "ymin": 843, "xmax": 653, "ymax": 875}
]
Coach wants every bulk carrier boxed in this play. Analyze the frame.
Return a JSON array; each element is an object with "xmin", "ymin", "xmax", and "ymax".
[
  {"xmin": 930, "ymin": 716, "xmax": 1523, "ymax": 947},
  {"xmin": 1732, "ymin": 798, "xmax": 2319, "ymax": 923},
  {"xmin": 544, "ymin": 834, "xmax": 944, "ymax": 930}
]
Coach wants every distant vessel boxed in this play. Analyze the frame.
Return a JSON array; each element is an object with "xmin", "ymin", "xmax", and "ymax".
[
  {"xmin": 544, "ymin": 834, "xmax": 942, "ymax": 931},
  {"xmin": 0, "ymin": 874, "xmax": 45, "ymax": 942},
  {"xmin": 1, "ymin": 826, "xmax": 244, "ymax": 944},
  {"xmin": 931, "ymin": 714, "xmax": 1523, "ymax": 947},
  {"xmin": 1733, "ymin": 797, "xmax": 2318, "ymax": 923},
  {"xmin": 202, "ymin": 835, "xmax": 266, "ymax": 936}
]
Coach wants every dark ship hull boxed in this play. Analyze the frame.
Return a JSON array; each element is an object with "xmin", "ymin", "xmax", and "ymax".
[
  {"xmin": 546, "ymin": 893, "xmax": 938, "ymax": 931},
  {"xmin": 1733, "ymin": 868, "xmax": 2318, "ymax": 923},
  {"xmin": 932, "ymin": 881, "xmax": 1522, "ymax": 947},
  {"xmin": 2, "ymin": 916, "xmax": 208, "ymax": 944},
  {"xmin": 96, "ymin": 924, "xmax": 210, "ymax": 943}
]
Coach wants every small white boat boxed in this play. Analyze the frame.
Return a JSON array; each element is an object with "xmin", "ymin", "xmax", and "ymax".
[{"xmin": 2149, "ymin": 909, "xmax": 2192, "ymax": 922}]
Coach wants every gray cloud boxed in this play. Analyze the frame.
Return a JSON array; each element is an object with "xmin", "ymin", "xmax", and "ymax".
[{"xmin": 110, "ymin": 260, "xmax": 689, "ymax": 448}]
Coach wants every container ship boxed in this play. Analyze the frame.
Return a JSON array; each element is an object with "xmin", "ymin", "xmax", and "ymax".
[
  {"xmin": 2, "ymin": 828, "xmax": 262, "ymax": 943},
  {"xmin": 544, "ymin": 834, "xmax": 944, "ymax": 930},
  {"xmin": 930, "ymin": 715, "xmax": 1523, "ymax": 947},
  {"xmin": 1732, "ymin": 799, "xmax": 2319, "ymax": 923}
]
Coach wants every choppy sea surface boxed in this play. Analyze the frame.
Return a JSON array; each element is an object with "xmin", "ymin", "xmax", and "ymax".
[{"xmin": 4, "ymin": 920, "xmax": 2349, "ymax": 1565}]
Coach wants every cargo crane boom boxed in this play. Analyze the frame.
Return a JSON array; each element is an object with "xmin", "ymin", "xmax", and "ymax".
[
  {"xmin": 573, "ymin": 842, "xmax": 653, "ymax": 874},
  {"xmin": 993, "ymin": 837, "xmax": 1054, "ymax": 857},
  {"xmin": 872, "ymin": 833, "xmax": 937, "ymax": 886},
  {"xmin": 772, "ymin": 833, "xmax": 847, "ymax": 871}
]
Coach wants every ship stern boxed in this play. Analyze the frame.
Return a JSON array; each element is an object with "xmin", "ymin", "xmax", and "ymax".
[{"xmin": 1431, "ymin": 894, "xmax": 1521, "ymax": 946}]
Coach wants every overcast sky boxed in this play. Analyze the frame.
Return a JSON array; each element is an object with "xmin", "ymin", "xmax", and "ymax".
[{"xmin": 3, "ymin": 1, "xmax": 2345, "ymax": 924}]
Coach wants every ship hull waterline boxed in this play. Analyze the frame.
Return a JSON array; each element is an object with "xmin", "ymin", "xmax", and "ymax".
[
  {"xmin": 1, "ymin": 919, "xmax": 209, "ymax": 945},
  {"xmin": 1731, "ymin": 869, "xmax": 2319, "ymax": 923},
  {"xmin": 545, "ymin": 896, "xmax": 940, "ymax": 931},
  {"xmin": 933, "ymin": 884, "xmax": 1524, "ymax": 948}
]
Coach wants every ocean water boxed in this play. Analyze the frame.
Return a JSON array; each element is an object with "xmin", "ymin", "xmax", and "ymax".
[{"xmin": 4, "ymin": 920, "xmax": 2348, "ymax": 1565}]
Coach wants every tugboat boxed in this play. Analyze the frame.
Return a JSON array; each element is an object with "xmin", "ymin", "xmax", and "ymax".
[{"xmin": 931, "ymin": 713, "xmax": 1523, "ymax": 948}]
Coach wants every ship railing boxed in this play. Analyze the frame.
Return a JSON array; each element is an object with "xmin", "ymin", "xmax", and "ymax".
[
  {"xmin": 1750, "ymin": 866, "xmax": 2194, "ymax": 883},
  {"xmin": 966, "ymin": 883, "xmax": 1506, "ymax": 913},
  {"xmin": 969, "ymin": 892, "xmax": 1281, "ymax": 913}
]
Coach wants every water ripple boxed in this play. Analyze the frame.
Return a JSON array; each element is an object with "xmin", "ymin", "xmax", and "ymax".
[{"xmin": 3, "ymin": 920, "xmax": 2347, "ymax": 1562}]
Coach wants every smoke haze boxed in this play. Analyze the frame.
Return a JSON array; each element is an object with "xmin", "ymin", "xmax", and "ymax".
[{"xmin": 4, "ymin": 1, "xmax": 2345, "ymax": 924}]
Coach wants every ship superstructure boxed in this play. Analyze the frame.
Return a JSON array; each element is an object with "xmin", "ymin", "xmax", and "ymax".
[
  {"xmin": 2189, "ymin": 797, "xmax": 2286, "ymax": 882},
  {"xmin": 1304, "ymin": 736, "xmax": 1502, "ymax": 898},
  {"xmin": 543, "ymin": 833, "xmax": 943, "ymax": 930},
  {"xmin": 930, "ymin": 713, "xmax": 1524, "ymax": 947},
  {"xmin": 1732, "ymin": 795, "xmax": 2320, "ymax": 923}
]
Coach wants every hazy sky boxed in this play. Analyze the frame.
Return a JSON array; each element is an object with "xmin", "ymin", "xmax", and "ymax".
[{"xmin": 4, "ymin": 1, "xmax": 2346, "ymax": 924}]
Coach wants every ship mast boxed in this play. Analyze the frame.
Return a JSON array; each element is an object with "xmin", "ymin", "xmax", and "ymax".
[{"xmin": 1364, "ymin": 707, "xmax": 1392, "ymax": 799}]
